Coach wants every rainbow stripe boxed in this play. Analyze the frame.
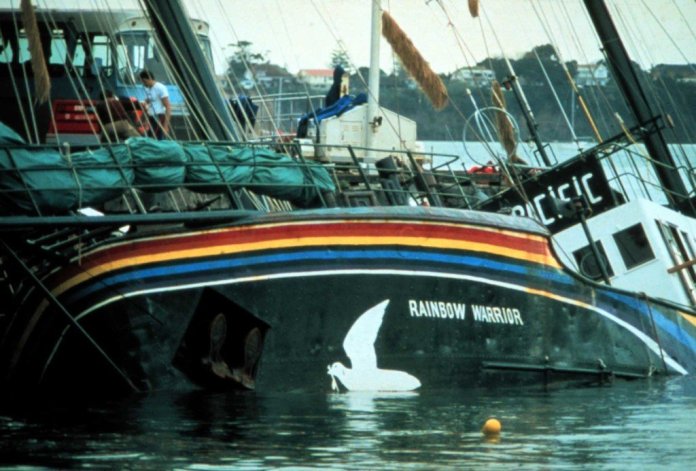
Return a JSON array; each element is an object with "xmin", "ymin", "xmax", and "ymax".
[
  {"xmin": 30, "ymin": 214, "xmax": 693, "ymax": 375},
  {"xmin": 52, "ymin": 218, "xmax": 559, "ymax": 299}
]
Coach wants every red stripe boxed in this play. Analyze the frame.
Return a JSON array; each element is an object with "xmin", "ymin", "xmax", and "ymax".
[{"xmin": 69, "ymin": 221, "xmax": 548, "ymax": 272}]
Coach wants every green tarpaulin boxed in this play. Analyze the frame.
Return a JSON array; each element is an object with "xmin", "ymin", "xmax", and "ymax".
[{"xmin": 0, "ymin": 123, "xmax": 335, "ymax": 214}]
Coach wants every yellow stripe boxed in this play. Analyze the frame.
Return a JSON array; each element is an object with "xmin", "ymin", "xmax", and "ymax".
[
  {"xmin": 679, "ymin": 311, "xmax": 696, "ymax": 328},
  {"xmin": 55, "ymin": 235, "xmax": 558, "ymax": 297},
  {"xmin": 85, "ymin": 218, "xmax": 549, "ymax": 256}
]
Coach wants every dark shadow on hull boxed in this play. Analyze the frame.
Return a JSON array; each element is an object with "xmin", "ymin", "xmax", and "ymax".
[{"xmin": 173, "ymin": 288, "xmax": 270, "ymax": 390}]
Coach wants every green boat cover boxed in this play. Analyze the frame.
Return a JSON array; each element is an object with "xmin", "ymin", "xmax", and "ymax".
[
  {"xmin": 0, "ymin": 123, "xmax": 133, "ymax": 213},
  {"xmin": 0, "ymin": 122, "xmax": 335, "ymax": 214},
  {"xmin": 183, "ymin": 143, "xmax": 335, "ymax": 204}
]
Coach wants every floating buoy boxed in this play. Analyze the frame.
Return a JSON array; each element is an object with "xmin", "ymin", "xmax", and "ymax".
[{"xmin": 482, "ymin": 418, "xmax": 502, "ymax": 436}]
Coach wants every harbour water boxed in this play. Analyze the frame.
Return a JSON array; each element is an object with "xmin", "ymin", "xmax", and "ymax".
[{"xmin": 1, "ymin": 375, "xmax": 695, "ymax": 470}]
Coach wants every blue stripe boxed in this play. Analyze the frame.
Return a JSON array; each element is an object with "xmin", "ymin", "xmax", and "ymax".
[
  {"xmin": 65, "ymin": 248, "xmax": 573, "ymax": 302},
  {"xmin": 603, "ymin": 290, "xmax": 696, "ymax": 354}
]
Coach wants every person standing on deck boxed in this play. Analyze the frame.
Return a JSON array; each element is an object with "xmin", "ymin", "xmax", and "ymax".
[
  {"xmin": 139, "ymin": 69, "xmax": 171, "ymax": 139},
  {"xmin": 325, "ymin": 65, "xmax": 347, "ymax": 107}
]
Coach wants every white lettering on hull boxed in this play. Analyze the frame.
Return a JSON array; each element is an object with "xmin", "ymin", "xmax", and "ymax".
[
  {"xmin": 471, "ymin": 305, "xmax": 524, "ymax": 325},
  {"xmin": 408, "ymin": 299, "xmax": 467, "ymax": 320},
  {"xmin": 408, "ymin": 300, "xmax": 524, "ymax": 325}
]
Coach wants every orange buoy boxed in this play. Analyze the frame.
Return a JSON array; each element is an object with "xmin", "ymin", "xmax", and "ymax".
[{"xmin": 482, "ymin": 418, "xmax": 502, "ymax": 435}]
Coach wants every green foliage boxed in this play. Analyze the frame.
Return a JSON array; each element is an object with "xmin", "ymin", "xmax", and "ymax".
[
  {"xmin": 225, "ymin": 41, "xmax": 268, "ymax": 78},
  {"xmin": 330, "ymin": 48, "xmax": 351, "ymax": 70},
  {"xmin": 372, "ymin": 45, "xmax": 696, "ymax": 142}
]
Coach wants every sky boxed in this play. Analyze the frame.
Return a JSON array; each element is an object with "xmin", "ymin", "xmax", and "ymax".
[
  {"xmin": 5, "ymin": 0, "xmax": 694, "ymax": 74},
  {"xmin": 183, "ymin": 0, "xmax": 696, "ymax": 74}
]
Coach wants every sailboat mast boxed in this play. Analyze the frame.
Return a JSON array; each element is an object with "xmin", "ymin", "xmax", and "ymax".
[
  {"xmin": 583, "ymin": 0, "xmax": 692, "ymax": 215},
  {"xmin": 141, "ymin": 0, "xmax": 238, "ymax": 141},
  {"xmin": 365, "ymin": 0, "xmax": 381, "ymax": 154}
]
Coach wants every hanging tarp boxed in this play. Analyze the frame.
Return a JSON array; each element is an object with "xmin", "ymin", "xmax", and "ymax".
[
  {"xmin": 0, "ymin": 122, "xmax": 335, "ymax": 214},
  {"xmin": 69, "ymin": 146, "xmax": 134, "ymax": 205},
  {"xmin": 0, "ymin": 122, "xmax": 134, "ymax": 214},
  {"xmin": 184, "ymin": 143, "xmax": 335, "ymax": 207},
  {"xmin": 129, "ymin": 137, "xmax": 187, "ymax": 192}
]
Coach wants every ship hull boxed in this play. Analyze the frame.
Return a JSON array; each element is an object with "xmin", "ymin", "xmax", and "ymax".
[{"xmin": 2, "ymin": 208, "xmax": 695, "ymax": 396}]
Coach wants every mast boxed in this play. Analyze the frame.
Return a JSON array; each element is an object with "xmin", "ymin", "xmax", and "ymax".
[
  {"xmin": 583, "ymin": 0, "xmax": 692, "ymax": 215},
  {"xmin": 141, "ymin": 0, "xmax": 238, "ymax": 141},
  {"xmin": 365, "ymin": 0, "xmax": 381, "ymax": 157}
]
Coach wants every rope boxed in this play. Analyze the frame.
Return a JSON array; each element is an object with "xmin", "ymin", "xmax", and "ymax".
[{"xmin": 1, "ymin": 240, "xmax": 142, "ymax": 393}]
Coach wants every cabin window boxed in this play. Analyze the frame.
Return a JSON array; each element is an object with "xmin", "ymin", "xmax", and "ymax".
[
  {"xmin": 116, "ymin": 31, "xmax": 167, "ymax": 83},
  {"xmin": 16, "ymin": 34, "xmax": 31, "ymax": 63},
  {"xmin": 657, "ymin": 221, "xmax": 696, "ymax": 304},
  {"xmin": 613, "ymin": 223, "xmax": 654, "ymax": 270},
  {"xmin": 0, "ymin": 28, "xmax": 12, "ymax": 63},
  {"xmin": 90, "ymin": 35, "xmax": 113, "ymax": 77},
  {"xmin": 48, "ymin": 30, "xmax": 68, "ymax": 65},
  {"xmin": 198, "ymin": 36, "xmax": 213, "ymax": 64},
  {"xmin": 572, "ymin": 241, "xmax": 614, "ymax": 281},
  {"xmin": 72, "ymin": 37, "xmax": 88, "ymax": 74},
  {"xmin": 116, "ymin": 31, "xmax": 149, "ymax": 73}
]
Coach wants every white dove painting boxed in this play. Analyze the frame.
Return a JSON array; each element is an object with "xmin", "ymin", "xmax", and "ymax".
[{"xmin": 327, "ymin": 300, "xmax": 421, "ymax": 392}]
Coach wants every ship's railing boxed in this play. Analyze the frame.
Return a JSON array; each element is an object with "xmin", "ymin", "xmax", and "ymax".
[
  {"xmin": 0, "ymin": 138, "xmax": 493, "ymax": 220},
  {"xmin": 243, "ymin": 92, "xmax": 325, "ymax": 138},
  {"xmin": 594, "ymin": 141, "xmax": 695, "ymax": 211},
  {"xmin": 535, "ymin": 116, "xmax": 696, "ymax": 214},
  {"xmin": 0, "ymin": 137, "xmax": 498, "ymax": 266}
]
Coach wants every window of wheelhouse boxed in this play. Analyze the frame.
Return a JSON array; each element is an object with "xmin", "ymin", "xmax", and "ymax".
[
  {"xmin": 115, "ymin": 24, "xmax": 211, "ymax": 85},
  {"xmin": 612, "ymin": 223, "xmax": 655, "ymax": 270},
  {"xmin": 71, "ymin": 34, "xmax": 113, "ymax": 78},
  {"xmin": 0, "ymin": 26, "xmax": 11, "ymax": 63},
  {"xmin": 197, "ymin": 34, "xmax": 213, "ymax": 64},
  {"xmin": 90, "ymin": 35, "xmax": 113, "ymax": 77},
  {"xmin": 657, "ymin": 221, "xmax": 696, "ymax": 304},
  {"xmin": 14, "ymin": 27, "xmax": 68, "ymax": 70},
  {"xmin": 116, "ymin": 31, "xmax": 168, "ymax": 83},
  {"xmin": 10, "ymin": 26, "xmax": 113, "ymax": 79},
  {"xmin": 572, "ymin": 241, "xmax": 614, "ymax": 281}
]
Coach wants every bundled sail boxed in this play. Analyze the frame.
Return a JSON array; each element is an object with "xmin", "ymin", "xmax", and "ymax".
[{"xmin": 0, "ymin": 123, "xmax": 333, "ymax": 213}]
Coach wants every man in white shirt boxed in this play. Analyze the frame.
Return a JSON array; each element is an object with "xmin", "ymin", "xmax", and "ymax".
[{"xmin": 139, "ymin": 69, "xmax": 172, "ymax": 139}]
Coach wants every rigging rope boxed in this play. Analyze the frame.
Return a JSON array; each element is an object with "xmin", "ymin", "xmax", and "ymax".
[{"xmin": 529, "ymin": 0, "xmax": 601, "ymax": 146}]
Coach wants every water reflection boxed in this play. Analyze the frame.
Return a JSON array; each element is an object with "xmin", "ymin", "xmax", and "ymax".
[{"xmin": 1, "ymin": 377, "xmax": 695, "ymax": 469}]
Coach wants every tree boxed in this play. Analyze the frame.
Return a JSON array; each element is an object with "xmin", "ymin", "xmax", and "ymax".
[
  {"xmin": 228, "ymin": 40, "xmax": 267, "ymax": 65},
  {"xmin": 330, "ymin": 48, "xmax": 351, "ymax": 70},
  {"xmin": 225, "ymin": 41, "xmax": 268, "ymax": 78}
]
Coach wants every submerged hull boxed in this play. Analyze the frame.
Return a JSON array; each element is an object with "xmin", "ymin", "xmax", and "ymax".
[{"xmin": 2, "ymin": 207, "xmax": 696, "ymax": 396}]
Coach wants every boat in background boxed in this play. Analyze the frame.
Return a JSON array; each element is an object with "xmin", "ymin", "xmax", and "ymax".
[
  {"xmin": 0, "ymin": 3, "xmax": 212, "ymax": 145},
  {"xmin": 0, "ymin": 0, "xmax": 695, "ymax": 399}
]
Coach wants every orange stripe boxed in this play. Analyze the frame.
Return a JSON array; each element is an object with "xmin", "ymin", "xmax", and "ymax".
[{"xmin": 53, "ymin": 234, "xmax": 559, "ymax": 297}]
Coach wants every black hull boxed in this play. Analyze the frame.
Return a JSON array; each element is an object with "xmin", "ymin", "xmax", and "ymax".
[{"xmin": 2, "ymin": 208, "xmax": 695, "ymax": 397}]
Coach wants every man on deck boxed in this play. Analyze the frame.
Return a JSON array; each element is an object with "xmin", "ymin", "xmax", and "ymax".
[{"xmin": 139, "ymin": 69, "xmax": 171, "ymax": 139}]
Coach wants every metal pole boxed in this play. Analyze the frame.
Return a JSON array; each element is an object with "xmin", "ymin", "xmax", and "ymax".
[
  {"xmin": 143, "ymin": 0, "xmax": 238, "ymax": 141},
  {"xmin": 583, "ymin": 0, "xmax": 691, "ymax": 215},
  {"xmin": 576, "ymin": 203, "xmax": 611, "ymax": 285},
  {"xmin": 503, "ymin": 76, "xmax": 552, "ymax": 167},
  {"xmin": 1, "ymin": 241, "xmax": 141, "ymax": 392},
  {"xmin": 365, "ymin": 0, "xmax": 381, "ymax": 159}
]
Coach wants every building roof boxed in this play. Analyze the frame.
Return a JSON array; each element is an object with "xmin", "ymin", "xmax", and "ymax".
[{"xmin": 299, "ymin": 69, "xmax": 334, "ymax": 77}]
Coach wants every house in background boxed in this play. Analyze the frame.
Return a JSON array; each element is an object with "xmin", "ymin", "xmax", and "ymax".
[
  {"xmin": 651, "ymin": 64, "xmax": 696, "ymax": 84},
  {"xmin": 450, "ymin": 67, "xmax": 495, "ymax": 87},
  {"xmin": 298, "ymin": 69, "xmax": 334, "ymax": 89},
  {"xmin": 236, "ymin": 64, "xmax": 295, "ymax": 90},
  {"xmin": 575, "ymin": 62, "xmax": 610, "ymax": 87}
]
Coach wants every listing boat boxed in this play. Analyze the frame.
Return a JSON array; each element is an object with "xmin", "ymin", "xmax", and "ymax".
[{"xmin": 0, "ymin": 0, "xmax": 695, "ymax": 399}]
